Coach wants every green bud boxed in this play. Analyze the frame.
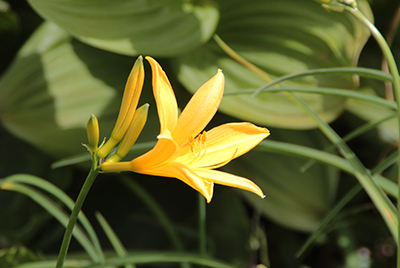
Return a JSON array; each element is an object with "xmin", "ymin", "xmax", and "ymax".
[
  {"xmin": 106, "ymin": 103, "xmax": 149, "ymax": 162},
  {"xmin": 86, "ymin": 114, "xmax": 100, "ymax": 153}
]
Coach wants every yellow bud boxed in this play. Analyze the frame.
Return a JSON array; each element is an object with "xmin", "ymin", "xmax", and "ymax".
[
  {"xmin": 106, "ymin": 103, "xmax": 149, "ymax": 162},
  {"xmin": 86, "ymin": 114, "xmax": 100, "ymax": 153},
  {"xmin": 97, "ymin": 56, "xmax": 145, "ymax": 158}
]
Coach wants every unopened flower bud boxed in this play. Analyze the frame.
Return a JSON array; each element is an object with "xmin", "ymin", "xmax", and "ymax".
[
  {"xmin": 106, "ymin": 103, "xmax": 149, "ymax": 162},
  {"xmin": 97, "ymin": 56, "xmax": 145, "ymax": 158},
  {"xmin": 86, "ymin": 114, "xmax": 100, "ymax": 153}
]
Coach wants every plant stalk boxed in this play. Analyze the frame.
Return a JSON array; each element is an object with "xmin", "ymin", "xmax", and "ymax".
[
  {"xmin": 198, "ymin": 193, "xmax": 207, "ymax": 257},
  {"xmin": 56, "ymin": 168, "xmax": 99, "ymax": 268}
]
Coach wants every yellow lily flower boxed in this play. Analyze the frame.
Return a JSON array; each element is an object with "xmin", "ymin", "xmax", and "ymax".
[{"xmin": 102, "ymin": 57, "xmax": 270, "ymax": 202}]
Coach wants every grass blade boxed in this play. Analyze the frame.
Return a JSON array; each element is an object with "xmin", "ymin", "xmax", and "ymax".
[
  {"xmin": 256, "ymin": 140, "xmax": 397, "ymax": 198},
  {"xmin": 3, "ymin": 174, "xmax": 105, "ymax": 262},
  {"xmin": 287, "ymin": 92, "xmax": 398, "ymax": 241},
  {"xmin": 120, "ymin": 177, "xmax": 191, "ymax": 268},
  {"xmin": 15, "ymin": 252, "xmax": 238, "ymax": 268},
  {"xmin": 251, "ymin": 67, "xmax": 393, "ymax": 97},
  {"xmin": 226, "ymin": 86, "xmax": 398, "ymax": 110},
  {"xmin": 95, "ymin": 212, "xmax": 135, "ymax": 268},
  {"xmin": 0, "ymin": 181, "xmax": 99, "ymax": 261}
]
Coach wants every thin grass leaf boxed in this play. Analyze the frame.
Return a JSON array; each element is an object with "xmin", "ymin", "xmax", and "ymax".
[
  {"xmin": 52, "ymin": 141, "xmax": 156, "ymax": 169},
  {"xmin": 371, "ymin": 150, "xmax": 398, "ymax": 175},
  {"xmin": 226, "ymin": 86, "xmax": 397, "ymax": 110},
  {"xmin": 296, "ymin": 183, "xmax": 362, "ymax": 258},
  {"xmin": 296, "ymin": 149, "xmax": 397, "ymax": 257},
  {"xmin": 301, "ymin": 112, "xmax": 397, "ymax": 172},
  {"xmin": 3, "ymin": 174, "xmax": 105, "ymax": 262},
  {"xmin": 51, "ymin": 153, "xmax": 91, "ymax": 169},
  {"xmin": 15, "ymin": 252, "xmax": 237, "ymax": 268},
  {"xmin": 15, "ymin": 260, "xmax": 92, "ymax": 268},
  {"xmin": 287, "ymin": 92, "xmax": 398, "ymax": 241},
  {"xmin": 120, "ymin": 177, "xmax": 190, "ymax": 268},
  {"xmin": 256, "ymin": 140, "xmax": 397, "ymax": 198},
  {"xmin": 0, "ymin": 182, "xmax": 99, "ymax": 262},
  {"xmin": 95, "ymin": 212, "xmax": 135, "ymax": 268},
  {"xmin": 339, "ymin": 6, "xmax": 400, "ymax": 262},
  {"xmin": 251, "ymin": 67, "xmax": 393, "ymax": 96}
]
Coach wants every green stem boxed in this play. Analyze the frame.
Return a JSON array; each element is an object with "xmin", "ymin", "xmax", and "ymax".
[
  {"xmin": 198, "ymin": 193, "xmax": 207, "ymax": 257},
  {"xmin": 343, "ymin": 4, "xmax": 400, "ymax": 266},
  {"xmin": 56, "ymin": 168, "xmax": 99, "ymax": 268}
]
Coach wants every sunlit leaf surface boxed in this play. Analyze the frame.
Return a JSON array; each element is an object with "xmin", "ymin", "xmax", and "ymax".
[
  {"xmin": 27, "ymin": 0, "xmax": 219, "ymax": 56},
  {"xmin": 173, "ymin": 0, "xmax": 373, "ymax": 129},
  {"xmin": 0, "ymin": 22, "xmax": 157, "ymax": 157}
]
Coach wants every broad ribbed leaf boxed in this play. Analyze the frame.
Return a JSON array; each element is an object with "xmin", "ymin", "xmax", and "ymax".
[
  {"xmin": 173, "ymin": 0, "xmax": 373, "ymax": 129},
  {"xmin": 0, "ymin": 22, "xmax": 157, "ymax": 157},
  {"xmin": 27, "ymin": 0, "xmax": 219, "ymax": 57},
  {"xmin": 224, "ymin": 129, "xmax": 339, "ymax": 232}
]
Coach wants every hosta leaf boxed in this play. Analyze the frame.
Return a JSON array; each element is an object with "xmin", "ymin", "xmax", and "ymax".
[
  {"xmin": 224, "ymin": 129, "xmax": 339, "ymax": 232},
  {"xmin": 27, "ymin": 0, "xmax": 219, "ymax": 57},
  {"xmin": 173, "ymin": 0, "xmax": 373, "ymax": 129},
  {"xmin": 0, "ymin": 22, "xmax": 157, "ymax": 157}
]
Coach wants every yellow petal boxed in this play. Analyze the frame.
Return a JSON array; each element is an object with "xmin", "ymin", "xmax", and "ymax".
[
  {"xmin": 129, "ymin": 130, "xmax": 179, "ymax": 171},
  {"xmin": 146, "ymin": 56, "xmax": 178, "ymax": 133},
  {"xmin": 98, "ymin": 56, "xmax": 145, "ymax": 158},
  {"xmin": 195, "ymin": 169, "xmax": 265, "ymax": 199},
  {"xmin": 181, "ymin": 122, "xmax": 270, "ymax": 169},
  {"xmin": 173, "ymin": 70, "xmax": 224, "ymax": 146},
  {"xmin": 139, "ymin": 162, "xmax": 214, "ymax": 202}
]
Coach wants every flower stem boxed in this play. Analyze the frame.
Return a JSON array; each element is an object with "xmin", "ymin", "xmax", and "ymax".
[
  {"xmin": 56, "ymin": 168, "xmax": 99, "ymax": 268},
  {"xmin": 198, "ymin": 193, "xmax": 207, "ymax": 257}
]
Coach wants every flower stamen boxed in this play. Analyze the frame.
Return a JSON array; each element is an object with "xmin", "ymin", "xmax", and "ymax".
[{"xmin": 187, "ymin": 131, "xmax": 207, "ymax": 165}]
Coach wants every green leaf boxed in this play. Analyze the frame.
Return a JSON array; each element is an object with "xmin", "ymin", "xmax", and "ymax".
[
  {"xmin": 0, "ymin": 22, "xmax": 158, "ymax": 157},
  {"xmin": 0, "ymin": 180, "xmax": 99, "ymax": 261},
  {"xmin": 15, "ymin": 252, "xmax": 238, "ymax": 268},
  {"xmin": 173, "ymin": 0, "xmax": 373, "ymax": 129},
  {"xmin": 95, "ymin": 212, "xmax": 135, "ymax": 268},
  {"xmin": 3, "ymin": 174, "xmax": 104, "ymax": 262},
  {"xmin": 256, "ymin": 139, "xmax": 397, "ymax": 199},
  {"xmin": 27, "ymin": 0, "xmax": 219, "ymax": 56},
  {"xmin": 224, "ymin": 129, "xmax": 339, "ymax": 232}
]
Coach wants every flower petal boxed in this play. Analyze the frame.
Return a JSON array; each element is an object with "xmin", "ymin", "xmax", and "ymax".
[
  {"xmin": 181, "ymin": 122, "xmax": 269, "ymax": 169},
  {"xmin": 195, "ymin": 169, "xmax": 265, "ymax": 199},
  {"xmin": 173, "ymin": 70, "xmax": 224, "ymax": 146},
  {"xmin": 146, "ymin": 56, "xmax": 178, "ymax": 133},
  {"xmin": 135, "ymin": 161, "xmax": 214, "ymax": 203},
  {"xmin": 114, "ymin": 56, "xmax": 145, "ymax": 138},
  {"xmin": 129, "ymin": 130, "xmax": 179, "ymax": 171}
]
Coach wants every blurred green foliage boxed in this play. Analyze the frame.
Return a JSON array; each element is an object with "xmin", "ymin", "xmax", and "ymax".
[{"xmin": 0, "ymin": 0, "xmax": 399, "ymax": 267}]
